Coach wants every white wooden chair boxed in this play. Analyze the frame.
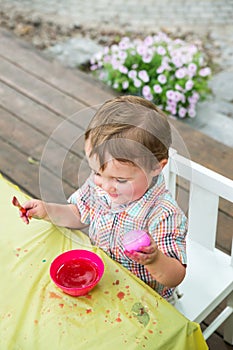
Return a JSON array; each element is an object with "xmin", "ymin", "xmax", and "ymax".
[{"xmin": 163, "ymin": 149, "xmax": 233, "ymax": 344}]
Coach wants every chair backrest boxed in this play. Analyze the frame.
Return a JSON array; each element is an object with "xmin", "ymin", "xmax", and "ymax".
[{"xmin": 163, "ymin": 149, "xmax": 233, "ymax": 265}]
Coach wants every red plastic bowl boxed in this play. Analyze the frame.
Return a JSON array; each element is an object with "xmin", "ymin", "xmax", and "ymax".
[{"xmin": 50, "ymin": 250, "xmax": 104, "ymax": 296}]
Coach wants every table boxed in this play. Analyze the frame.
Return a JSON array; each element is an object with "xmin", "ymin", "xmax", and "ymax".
[{"xmin": 0, "ymin": 175, "xmax": 208, "ymax": 349}]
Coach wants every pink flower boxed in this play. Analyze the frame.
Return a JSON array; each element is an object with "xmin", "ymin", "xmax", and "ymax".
[
  {"xmin": 174, "ymin": 91, "xmax": 185, "ymax": 102},
  {"xmin": 90, "ymin": 64, "xmax": 98, "ymax": 71},
  {"xmin": 158, "ymin": 74, "xmax": 167, "ymax": 84},
  {"xmin": 142, "ymin": 85, "xmax": 151, "ymax": 97},
  {"xmin": 138, "ymin": 70, "xmax": 150, "ymax": 83},
  {"xmin": 122, "ymin": 81, "xmax": 129, "ymax": 90},
  {"xmin": 136, "ymin": 44, "xmax": 147, "ymax": 56},
  {"xmin": 185, "ymin": 80, "xmax": 194, "ymax": 91},
  {"xmin": 119, "ymin": 65, "xmax": 128, "ymax": 74},
  {"xmin": 144, "ymin": 35, "xmax": 154, "ymax": 46},
  {"xmin": 188, "ymin": 63, "xmax": 197, "ymax": 77},
  {"xmin": 145, "ymin": 93, "xmax": 153, "ymax": 101},
  {"xmin": 166, "ymin": 90, "xmax": 175, "ymax": 100},
  {"xmin": 157, "ymin": 46, "xmax": 166, "ymax": 55},
  {"xmin": 172, "ymin": 57, "xmax": 183, "ymax": 68},
  {"xmin": 175, "ymin": 68, "xmax": 186, "ymax": 79},
  {"xmin": 175, "ymin": 84, "xmax": 184, "ymax": 91},
  {"xmin": 188, "ymin": 108, "xmax": 196, "ymax": 118},
  {"xmin": 188, "ymin": 63, "xmax": 197, "ymax": 72},
  {"xmin": 119, "ymin": 39, "xmax": 130, "ymax": 50},
  {"xmin": 178, "ymin": 107, "xmax": 187, "ymax": 118},
  {"xmin": 134, "ymin": 79, "xmax": 142, "ymax": 88},
  {"xmin": 142, "ymin": 53, "xmax": 153, "ymax": 63},
  {"xmin": 199, "ymin": 67, "xmax": 211, "ymax": 77},
  {"xmin": 128, "ymin": 70, "xmax": 137, "ymax": 79},
  {"xmin": 103, "ymin": 55, "xmax": 111, "ymax": 63},
  {"xmin": 156, "ymin": 65, "xmax": 165, "ymax": 74},
  {"xmin": 111, "ymin": 58, "xmax": 120, "ymax": 70},
  {"xmin": 153, "ymin": 84, "xmax": 162, "ymax": 94},
  {"xmin": 188, "ymin": 92, "xmax": 200, "ymax": 104},
  {"xmin": 118, "ymin": 51, "xmax": 127, "ymax": 61}
]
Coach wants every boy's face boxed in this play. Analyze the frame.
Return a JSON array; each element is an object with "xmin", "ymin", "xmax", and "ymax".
[{"xmin": 85, "ymin": 140, "xmax": 167, "ymax": 205}]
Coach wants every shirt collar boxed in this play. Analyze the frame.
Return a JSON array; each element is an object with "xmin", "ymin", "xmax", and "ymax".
[
  {"xmin": 90, "ymin": 173, "xmax": 166, "ymax": 217},
  {"xmin": 125, "ymin": 173, "xmax": 166, "ymax": 218}
]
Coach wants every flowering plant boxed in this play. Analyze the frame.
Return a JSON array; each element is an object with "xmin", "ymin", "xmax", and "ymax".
[{"xmin": 90, "ymin": 32, "xmax": 211, "ymax": 118}]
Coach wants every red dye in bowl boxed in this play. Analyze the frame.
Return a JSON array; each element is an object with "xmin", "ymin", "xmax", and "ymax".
[{"xmin": 55, "ymin": 259, "xmax": 98, "ymax": 289}]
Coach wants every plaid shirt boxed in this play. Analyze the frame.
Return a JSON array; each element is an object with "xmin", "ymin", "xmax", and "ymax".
[{"xmin": 68, "ymin": 173, "xmax": 188, "ymax": 299}]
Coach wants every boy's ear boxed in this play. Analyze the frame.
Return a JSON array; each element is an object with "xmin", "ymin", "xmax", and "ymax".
[
  {"xmin": 159, "ymin": 159, "xmax": 168, "ymax": 169},
  {"xmin": 151, "ymin": 159, "xmax": 168, "ymax": 176}
]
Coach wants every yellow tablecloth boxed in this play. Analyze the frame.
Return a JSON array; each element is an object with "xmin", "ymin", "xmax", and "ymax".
[{"xmin": 0, "ymin": 175, "xmax": 208, "ymax": 350}]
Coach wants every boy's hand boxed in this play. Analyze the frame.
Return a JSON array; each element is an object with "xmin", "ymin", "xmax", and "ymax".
[
  {"xmin": 21, "ymin": 199, "xmax": 47, "ymax": 224},
  {"xmin": 125, "ymin": 237, "xmax": 159, "ymax": 266}
]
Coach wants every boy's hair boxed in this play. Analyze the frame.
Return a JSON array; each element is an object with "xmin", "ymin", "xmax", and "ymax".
[{"xmin": 85, "ymin": 95, "xmax": 172, "ymax": 171}]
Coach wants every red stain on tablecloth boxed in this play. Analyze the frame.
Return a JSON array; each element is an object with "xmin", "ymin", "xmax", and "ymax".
[
  {"xmin": 49, "ymin": 291, "xmax": 62, "ymax": 299},
  {"xmin": 117, "ymin": 291, "xmax": 125, "ymax": 300},
  {"xmin": 113, "ymin": 279, "xmax": 120, "ymax": 285},
  {"xmin": 85, "ymin": 294, "xmax": 92, "ymax": 299}
]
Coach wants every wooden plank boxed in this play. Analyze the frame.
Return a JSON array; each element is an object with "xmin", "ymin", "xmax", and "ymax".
[
  {"xmin": 0, "ymin": 28, "xmax": 115, "ymax": 107},
  {"xmin": 0, "ymin": 81, "xmax": 87, "ymax": 152},
  {"xmin": 0, "ymin": 56, "xmax": 95, "ymax": 129},
  {"xmin": 0, "ymin": 106, "xmax": 92, "ymax": 192},
  {"xmin": 0, "ymin": 138, "xmax": 74, "ymax": 201}
]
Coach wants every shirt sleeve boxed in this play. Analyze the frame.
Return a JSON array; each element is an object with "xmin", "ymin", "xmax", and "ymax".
[
  {"xmin": 148, "ymin": 211, "xmax": 188, "ymax": 265},
  {"xmin": 67, "ymin": 178, "xmax": 91, "ymax": 226}
]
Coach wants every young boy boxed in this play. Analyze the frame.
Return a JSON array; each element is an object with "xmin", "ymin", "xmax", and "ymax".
[{"xmin": 21, "ymin": 95, "xmax": 187, "ymax": 300}]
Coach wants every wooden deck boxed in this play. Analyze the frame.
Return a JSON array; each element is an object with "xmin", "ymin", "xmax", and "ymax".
[{"xmin": 0, "ymin": 28, "xmax": 232, "ymax": 349}]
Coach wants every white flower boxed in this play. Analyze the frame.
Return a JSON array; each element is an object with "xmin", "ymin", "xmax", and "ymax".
[
  {"xmin": 158, "ymin": 74, "xmax": 167, "ymax": 84},
  {"xmin": 119, "ymin": 65, "xmax": 128, "ymax": 74},
  {"xmin": 157, "ymin": 46, "xmax": 166, "ymax": 56},
  {"xmin": 142, "ymin": 85, "xmax": 151, "ymax": 96},
  {"xmin": 153, "ymin": 84, "xmax": 162, "ymax": 94},
  {"xmin": 166, "ymin": 90, "xmax": 176, "ymax": 100},
  {"xmin": 175, "ymin": 68, "xmax": 186, "ymax": 79},
  {"xmin": 199, "ymin": 67, "xmax": 211, "ymax": 77},
  {"xmin": 144, "ymin": 35, "xmax": 154, "ymax": 46},
  {"xmin": 134, "ymin": 79, "xmax": 142, "ymax": 88},
  {"xmin": 138, "ymin": 70, "xmax": 150, "ymax": 83},
  {"xmin": 122, "ymin": 81, "xmax": 129, "ymax": 90},
  {"xmin": 128, "ymin": 70, "xmax": 137, "ymax": 79},
  {"xmin": 178, "ymin": 107, "xmax": 187, "ymax": 118},
  {"xmin": 142, "ymin": 53, "xmax": 153, "ymax": 63},
  {"xmin": 185, "ymin": 80, "xmax": 194, "ymax": 91},
  {"xmin": 118, "ymin": 50, "xmax": 127, "ymax": 61},
  {"xmin": 188, "ymin": 108, "xmax": 196, "ymax": 118}
]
